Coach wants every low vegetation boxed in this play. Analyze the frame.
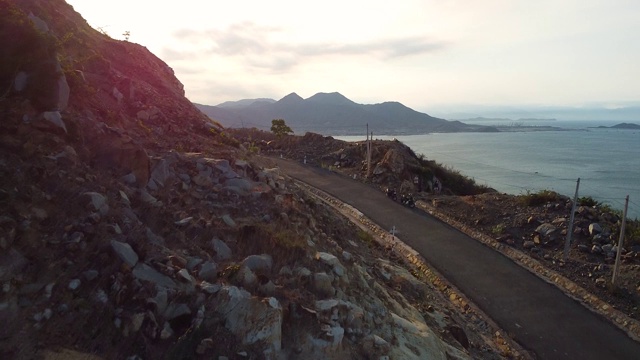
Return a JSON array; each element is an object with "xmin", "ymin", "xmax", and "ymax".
[{"xmin": 518, "ymin": 189, "xmax": 561, "ymax": 206}]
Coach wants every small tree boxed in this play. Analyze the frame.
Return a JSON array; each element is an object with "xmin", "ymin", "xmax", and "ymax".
[{"xmin": 271, "ymin": 119, "xmax": 293, "ymax": 137}]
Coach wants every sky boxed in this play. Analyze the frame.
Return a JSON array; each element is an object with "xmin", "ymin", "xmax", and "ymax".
[{"xmin": 65, "ymin": 0, "xmax": 640, "ymax": 114}]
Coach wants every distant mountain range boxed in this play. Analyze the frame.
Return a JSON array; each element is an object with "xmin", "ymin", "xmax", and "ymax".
[
  {"xmin": 429, "ymin": 104, "xmax": 640, "ymax": 122},
  {"xmin": 593, "ymin": 122, "xmax": 640, "ymax": 129},
  {"xmin": 194, "ymin": 92, "xmax": 497, "ymax": 135}
]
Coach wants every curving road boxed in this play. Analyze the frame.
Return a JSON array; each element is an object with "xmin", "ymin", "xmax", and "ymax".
[{"xmin": 269, "ymin": 157, "xmax": 640, "ymax": 360}]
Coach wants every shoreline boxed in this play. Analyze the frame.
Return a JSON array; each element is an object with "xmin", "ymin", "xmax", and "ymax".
[{"xmin": 334, "ymin": 132, "xmax": 640, "ymax": 219}]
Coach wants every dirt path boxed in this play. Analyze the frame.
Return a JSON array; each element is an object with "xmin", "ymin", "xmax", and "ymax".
[{"xmin": 269, "ymin": 157, "xmax": 640, "ymax": 360}]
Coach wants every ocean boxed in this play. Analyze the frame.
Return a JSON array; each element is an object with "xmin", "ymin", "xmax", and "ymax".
[{"xmin": 335, "ymin": 120, "xmax": 640, "ymax": 219}]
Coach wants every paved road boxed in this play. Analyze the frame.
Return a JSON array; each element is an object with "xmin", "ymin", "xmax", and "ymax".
[{"xmin": 270, "ymin": 157, "xmax": 640, "ymax": 360}]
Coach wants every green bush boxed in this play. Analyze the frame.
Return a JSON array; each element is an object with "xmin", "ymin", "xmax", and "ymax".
[
  {"xmin": 578, "ymin": 196, "xmax": 600, "ymax": 207},
  {"xmin": 519, "ymin": 190, "xmax": 559, "ymax": 207}
]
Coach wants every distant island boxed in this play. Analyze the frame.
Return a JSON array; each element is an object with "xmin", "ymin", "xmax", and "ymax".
[
  {"xmin": 457, "ymin": 117, "xmax": 557, "ymax": 122},
  {"xmin": 591, "ymin": 122, "xmax": 640, "ymax": 129}
]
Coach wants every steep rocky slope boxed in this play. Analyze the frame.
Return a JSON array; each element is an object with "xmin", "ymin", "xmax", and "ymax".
[{"xmin": 0, "ymin": 1, "xmax": 522, "ymax": 359}]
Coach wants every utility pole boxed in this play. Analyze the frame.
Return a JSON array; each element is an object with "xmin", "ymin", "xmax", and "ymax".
[
  {"xmin": 612, "ymin": 195, "xmax": 629, "ymax": 285},
  {"xmin": 563, "ymin": 178, "xmax": 580, "ymax": 261},
  {"xmin": 366, "ymin": 124, "xmax": 371, "ymax": 178}
]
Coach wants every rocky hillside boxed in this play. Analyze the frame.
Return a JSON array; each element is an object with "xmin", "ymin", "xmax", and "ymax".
[{"xmin": 0, "ymin": 1, "xmax": 522, "ymax": 359}]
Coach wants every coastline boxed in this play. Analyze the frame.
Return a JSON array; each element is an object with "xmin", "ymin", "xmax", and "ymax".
[{"xmin": 335, "ymin": 127, "xmax": 640, "ymax": 219}]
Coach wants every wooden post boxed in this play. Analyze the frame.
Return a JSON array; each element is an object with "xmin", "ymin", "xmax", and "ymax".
[
  {"xmin": 612, "ymin": 195, "xmax": 629, "ymax": 285},
  {"xmin": 563, "ymin": 178, "xmax": 580, "ymax": 261}
]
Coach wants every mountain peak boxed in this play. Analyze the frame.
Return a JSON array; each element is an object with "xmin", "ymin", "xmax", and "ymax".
[
  {"xmin": 306, "ymin": 92, "xmax": 355, "ymax": 106},
  {"xmin": 278, "ymin": 92, "xmax": 304, "ymax": 104}
]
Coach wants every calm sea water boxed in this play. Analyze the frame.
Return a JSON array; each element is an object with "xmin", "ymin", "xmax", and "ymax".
[{"xmin": 336, "ymin": 120, "xmax": 640, "ymax": 219}]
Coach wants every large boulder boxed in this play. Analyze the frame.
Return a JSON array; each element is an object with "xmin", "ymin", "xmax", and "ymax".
[
  {"xmin": 89, "ymin": 130, "xmax": 150, "ymax": 187},
  {"xmin": 212, "ymin": 286, "xmax": 283, "ymax": 358}
]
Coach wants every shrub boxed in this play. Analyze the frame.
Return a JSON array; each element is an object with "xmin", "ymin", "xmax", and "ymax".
[
  {"xmin": 357, "ymin": 229, "xmax": 374, "ymax": 245},
  {"xmin": 578, "ymin": 196, "xmax": 600, "ymax": 207},
  {"xmin": 519, "ymin": 190, "xmax": 559, "ymax": 207}
]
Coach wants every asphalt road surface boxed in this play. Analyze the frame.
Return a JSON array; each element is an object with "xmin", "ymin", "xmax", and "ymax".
[{"xmin": 269, "ymin": 157, "xmax": 640, "ymax": 360}]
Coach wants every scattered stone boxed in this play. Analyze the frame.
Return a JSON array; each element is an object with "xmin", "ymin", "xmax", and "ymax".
[
  {"xmin": 198, "ymin": 261, "xmax": 218, "ymax": 282},
  {"xmin": 133, "ymin": 263, "xmax": 178, "ymax": 289},
  {"xmin": 211, "ymin": 239, "xmax": 232, "ymax": 261},
  {"xmin": 212, "ymin": 286, "xmax": 282, "ymax": 354},
  {"xmin": 82, "ymin": 192, "xmax": 109, "ymax": 215},
  {"xmin": 313, "ymin": 272, "xmax": 335, "ymax": 298},
  {"xmin": 83, "ymin": 270, "xmax": 99, "ymax": 281},
  {"xmin": 589, "ymin": 223, "xmax": 603, "ymax": 236},
  {"xmin": 241, "ymin": 254, "xmax": 273, "ymax": 273},
  {"xmin": 196, "ymin": 338, "xmax": 214, "ymax": 355},
  {"xmin": 68, "ymin": 279, "xmax": 81, "ymax": 290},
  {"xmin": 110, "ymin": 240, "xmax": 139, "ymax": 267},
  {"xmin": 535, "ymin": 223, "xmax": 557, "ymax": 238},
  {"xmin": 523, "ymin": 241, "xmax": 535, "ymax": 249},
  {"xmin": 164, "ymin": 303, "xmax": 191, "ymax": 321},
  {"xmin": 177, "ymin": 268, "xmax": 196, "ymax": 284},
  {"xmin": 160, "ymin": 322, "xmax": 174, "ymax": 339},
  {"xmin": 174, "ymin": 217, "xmax": 193, "ymax": 226},
  {"xmin": 578, "ymin": 244, "xmax": 590, "ymax": 253},
  {"xmin": 200, "ymin": 281, "xmax": 221, "ymax": 294}
]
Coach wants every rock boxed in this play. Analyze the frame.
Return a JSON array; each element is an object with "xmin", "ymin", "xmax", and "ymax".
[
  {"xmin": 362, "ymin": 334, "xmax": 391, "ymax": 358},
  {"xmin": 160, "ymin": 322, "xmax": 174, "ymax": 339},
  {"xmin": 110, "ymin": 240, "xmax": 139, "ymax": 267},
  {"xmin": 146, "ymin": 227, "xmax": 165, "ymax": 244},
  {"xmin": 133, "ymin": 263, "xmax": 178, "ymax": 289},
  {"xmin": 68, "ymin": 279, "xmax": 81, "ymax": 290},
  {"xmin": 390, "ymin": 312, "xmax": 447, "ymax": 359},
  {"xmin": 147, "ymin": 159, "xmax": 173, "ymax": 190},
  {"xmin": 225, "ymin": 178, "xmax": 252, "ymax": 191},
  {"xmin": 198, "ymin": 261, "xmax": 218, "ymax": 282},
  {"xmin": 241, "ymin": 254, "xmax": 273, "ymax": 273},
  {"xmin": 211, "ymin": 239, "xmax": 232, "ymax": 261},
  {"xmin": 589, "ymin": 223, "xmax": 603, "ymax": 236},
  {"xmin": 192, "ymin": 172, "xmax": 213, "ymax": 187},
  {"xmin": 578, "ymin": 244, "xmax": 590, "ymax": 253},
  {"xmin": 186, "ymin": 257, "xmax": 204, "ymax": 272},
  {"xmin": 177, "ymin": 269, "xmax": 196, "ymax": 284},
  {"xmin": 235, "ymin": 266, "xmax": 257, "ymax": 288},
  {"xmin": 601, "ymin": 244, "xmax": 613, "ymax": 254},
  {"xmin": 535, "ymin": 223, "xmax": 557, "ymax": 238},
  {"xmin": 591, "ymin": 245, "xmax": 603, "ymax": 254},
  {"xmin": 82, "ymin": 192, "xmax": 109, "ymax": 216},
  {"xmin": 200, "ymin": 282, "xmax": 221, "ymax": 294},
  {"xmin": 174, "ymin": 217, "xmax": 192, "ymax": 226},
  {"xmin": 130, "ymin": 313, "xmax": 145, "ymax": 333},
  {"xmin": 42, "ymin": 111, "xmax": 67, "ymax": 133},
  {"xmin": 257, "ymin": 279, "xmax": 277, "ymax": 297},
  {"xmin": 0, "ymin": 248, "xmax": 29, "ymax": 282},
  {"xmin": 523, "ymin": 241, "xmax": 535, "ymax": 249},
  {"xmin": 342, "ymin": 251, "xmax": 352, "ymax": 262},
  {"xmin": 313, "ymin": 272, "xmax": 335, "ymax": 298},
  {"xmin": 148, "ymin": 288, "xmax": 168, "ymax": 314},
  {"xmin": 222, "ymin": 214, "xmax": 236, "ymax": 228},
  {"xmin": 83, "ymin": 270, "xmax": 99, "ymax": 281},
  {"xmin": 196, "ymin": 338, "xmax": 214, "ymax": 355},
  {"xmin": 315, "ymin": 252, "xmax": 346, "ymax": 277},
  {"xmin": 213, "ymin": 286, "xmax": 282, "ymax": 355},
  {"xmin": 164, "ymin": 303, "xmax": 191, "ymax": 320}
]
